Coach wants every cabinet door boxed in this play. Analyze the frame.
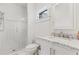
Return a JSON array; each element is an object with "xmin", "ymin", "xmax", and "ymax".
[
  {"xmin": 55, "ymin": 50, "xmax": 77, "ymax": 55},
  {"xmin": 53, "ymin": 3, "xmax": 74, "ymax": 29},
  {"xmin": 50, "ymin": 43, "xmax": 78, "ymax": 55}
]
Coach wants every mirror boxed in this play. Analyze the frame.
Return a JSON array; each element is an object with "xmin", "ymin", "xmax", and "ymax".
[{"xmin": 53, "ymin": 3, "xmax": 74, "ymax": 30}]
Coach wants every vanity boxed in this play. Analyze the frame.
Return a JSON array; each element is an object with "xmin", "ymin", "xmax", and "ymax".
[{"xmin": 35, "ymin": 35, "xmax": 79, "ymax": 55}]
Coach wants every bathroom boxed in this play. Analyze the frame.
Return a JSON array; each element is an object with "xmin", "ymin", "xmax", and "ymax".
[{"xmin": 1, "ymin": 3, "xmax": 79, "ymax": 55}]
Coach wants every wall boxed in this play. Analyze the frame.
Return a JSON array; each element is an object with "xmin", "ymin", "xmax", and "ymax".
[
  {"xmin": 27, "ymin": 3, "xmax": 51, "ymax": 44},
  {"xmin": 76, "ymin": 3, "xmax": 79, "ymax": 32},
  {"xmin": 0, "ymin": 3, "xmax": 27, "ymax": 54},
  {"xmin": 34, "ymin": 3, "xmax": 51, "ymax": 36}
]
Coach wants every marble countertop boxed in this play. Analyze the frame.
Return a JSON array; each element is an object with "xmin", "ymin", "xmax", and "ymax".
[{"xmin": 36, "ymin": 35, "xmax": 79, "ymax": 50}]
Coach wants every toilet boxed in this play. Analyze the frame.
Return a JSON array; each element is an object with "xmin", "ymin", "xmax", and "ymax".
[{"xmin": 11, "ymin": 43, "xmax": 39, "ymax": 55}]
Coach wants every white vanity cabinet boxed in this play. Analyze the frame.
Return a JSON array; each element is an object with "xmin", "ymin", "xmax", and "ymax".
[
  {"xmin": 50, "ymin": 43, "xmax": 79, "ymax": 55},
  {"xmin": 35, "ymin": 37, "xmax": 79, "ymax": 55}
]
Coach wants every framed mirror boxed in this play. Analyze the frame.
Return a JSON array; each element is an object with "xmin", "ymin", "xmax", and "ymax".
[{"xmin": 53, "ymin": 3, "xmax": 74, "ymax": 30}]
